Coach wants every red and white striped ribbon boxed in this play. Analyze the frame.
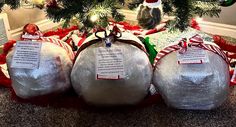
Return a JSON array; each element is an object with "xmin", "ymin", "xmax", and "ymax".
[
  {"xmin": 153, "ymin": 34, "xmax": 229, "ymax": 66},
  {"xmin": 189, "ymin": 34, "xmax": 203, "ymax": 45},
  {"xmin": 40, "ymin": 37, "xmax": 75, "ymax": 60},
  {"xmin": 109, "ymin": 21, "xmax": 166, "ymax": 36}
]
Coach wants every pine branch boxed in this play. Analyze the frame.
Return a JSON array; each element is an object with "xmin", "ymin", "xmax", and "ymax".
[
  {"xmin": 0, "ymin": 0, "xmax": 222, "ymax": 32},
  {"xmin": 46, "ymin": 0, "xmax": 125, "ymax": 31},
  {"xmin": 0, "ymin": 0, "xmax": 21, "ymax": 12},
  {"xmin": 128, "ymin": 0, "xmax": 144, "ymax": 10},
  {"xmin": 193, "ymin": 1, "xmax": 221, "ymax": 17}
]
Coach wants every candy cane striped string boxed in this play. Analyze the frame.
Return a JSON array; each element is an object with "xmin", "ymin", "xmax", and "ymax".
[
  {"xmin": 40, "ymin": 37, "xmax": 75, "ymax": 60},
  {"xmin": 153, "ymin": 34, "xmax": 229, "ymax": 67}
]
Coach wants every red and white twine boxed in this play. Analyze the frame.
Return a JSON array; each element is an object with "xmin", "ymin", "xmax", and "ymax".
[
  {"xmin": 40, "ymin": 37, "xmax": 75, "ymax": 60},
  {"xmin": 153, "ymin": 34, "xmax": 229, "ymax": 66}
]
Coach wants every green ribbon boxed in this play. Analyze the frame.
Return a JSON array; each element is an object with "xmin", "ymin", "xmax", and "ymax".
[{"xmin": 143, "ymin": 37, "xmax": 158, "ymax": 64}]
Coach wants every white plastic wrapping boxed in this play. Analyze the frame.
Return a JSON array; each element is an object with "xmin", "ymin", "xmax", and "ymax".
[
  {"xmin": 71, "ymin": 32, "xmax": 153, "ymax": 105},
  {"xmin": 153, "ymin": 47, "xmax": 230, "ymax": 110},
  {"xmin": 7, "ymin": 42, "xmax": 73, "ymax": 99}
]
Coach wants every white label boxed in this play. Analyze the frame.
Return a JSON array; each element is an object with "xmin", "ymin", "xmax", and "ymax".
[
  {"xmin": 177, "ymin": 47, "xmax": 209, "ymax": 64},
  {"xmin": 96, "ymin": 47, "xmax": 125, "ymax": 80},
  {"xmin": 21, "ymin": 34, "xmax": 40, "ymax": 40},
  {"xmin": 11, "ymin": 41, "xmax": 42, "ymax": 69},
  {"xmin": 0, "ymin": 64, "xmax": 10, "ymax": 78},
  {"xmin": 0, "ymin": 19, "xmax": 8, "ymax": 45},
  {"xmin": 231, "ymin": 67, "xmax": 236, "ymax": 84}
]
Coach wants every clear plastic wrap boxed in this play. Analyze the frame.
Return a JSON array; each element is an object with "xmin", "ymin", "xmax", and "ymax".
[
  {"xmin": 153, "ymin": 48, "xmax": 230, "ymax": 110},
  {"xmin": 71, "ymin": 32, "xmax": 153, "ymax": 105},
  {"xmin": 6, "ymin": 42, "xmax": 73, "ymax": 99}
]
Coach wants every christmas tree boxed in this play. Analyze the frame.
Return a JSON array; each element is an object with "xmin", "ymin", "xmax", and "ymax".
[
  {"xmin": 0, "ymin": 0, "xmax": 235, "ymax": 31},
  {"xmin": 0, "ymin": 0, "xmax": 21, "ymax": 10},
  {"xmin": 129, "ymin": 0, "xmax": 222, "ymax": 31}
]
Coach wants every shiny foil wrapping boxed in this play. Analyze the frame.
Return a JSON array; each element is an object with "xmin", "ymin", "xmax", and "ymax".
[
  {"xmin": 6, "ymin": 42, "xmax": 73, "ymax": 99},
  {"xmin": 71, "ymin": 33, "xmax": 152, "ymax": 105},
  {"xmin": 153, "ymin": 49, "xmax": 230, "ymax": 110}
]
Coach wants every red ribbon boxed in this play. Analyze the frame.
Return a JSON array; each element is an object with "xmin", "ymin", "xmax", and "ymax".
[
  {"xmin": 189, "ymin": 34, "xmax": 204, "ymax": 46},
  {"xmin": 178, "ymin": 34, "xmax": 204, "ymax": 54},
  {"xmin": 178, "ymin": 38, "xmax": 188, "ymax": 54}
]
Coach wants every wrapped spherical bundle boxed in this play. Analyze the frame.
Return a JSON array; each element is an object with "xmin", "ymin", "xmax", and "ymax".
[
  {"xmin": 153, "ymin": 34, "xmax": 230, "ymax": 110},
  {"xmin": 6, "ymin": 38, "xmax": 74, "ymax": 99},
  {"xmin": 71, "ymin": 31, "xmax": 153, "ymax": 106}
]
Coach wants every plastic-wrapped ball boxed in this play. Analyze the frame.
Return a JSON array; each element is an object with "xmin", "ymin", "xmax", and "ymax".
[
  {"xmin": 6, "ymin": 41, "xmax": 73, "ymax": 99},
  {"xmin": 71, "ymin": 32, "xmax": 153, "ymax": 105},
  {"xmin": 153, "ymin": 46, "xmax": 230, "ymax": 110}
]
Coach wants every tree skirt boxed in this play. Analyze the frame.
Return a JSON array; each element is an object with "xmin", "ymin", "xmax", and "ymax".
[{"xmin": 1, "ymin": 86, "xmax": 236, "ymax": 126}]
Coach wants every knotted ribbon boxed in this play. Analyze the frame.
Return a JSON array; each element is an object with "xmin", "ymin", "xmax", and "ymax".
[{"xmin": 154, "ymin": 34, "xmax": 229, "ymax": 67}]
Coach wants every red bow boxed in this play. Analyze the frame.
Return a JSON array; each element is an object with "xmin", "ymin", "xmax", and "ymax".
[
  {"xmin": 178, "ymin": 34, "xmax": 204, "ymax": 54},
  {"xmin": 189, "ymin": 34, "xmax": 204, "ymax": 46}
]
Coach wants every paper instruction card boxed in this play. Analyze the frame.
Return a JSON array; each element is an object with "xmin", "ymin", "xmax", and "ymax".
[
  {"xmin": 11, "ymin": 41, "xmax": 42, "ymax": 69},
  {"xmin": 177, "ymin": 47, "xmax": 209, "ymax": 64},
  {"xmin": 96, "ymin": 47, "xmax": 125, "ymax": 80}
]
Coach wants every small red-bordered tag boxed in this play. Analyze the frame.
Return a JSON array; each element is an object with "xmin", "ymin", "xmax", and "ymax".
[{"xmin": 95, "ymin": 47, "xmax": 125, "ymax": 80}]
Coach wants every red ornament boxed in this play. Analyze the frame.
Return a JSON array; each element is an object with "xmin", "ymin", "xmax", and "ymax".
[
  {"xmin": 46, "ymin": 0, "xmax": 59, "ymax": 8},
  {"xmin": 23, "ymin": 23, "xmax": 40, "ymax": 35},
  {"xmin": 21, "ymin": 23, "xmax": 42, "ymax": 40},
  {"xmin": 43, "ymin": 26, "xmax": 78, "ymax": 39}
]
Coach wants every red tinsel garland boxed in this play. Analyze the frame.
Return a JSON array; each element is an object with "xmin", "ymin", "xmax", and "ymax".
[
  {"xmin": 213, "ymin": 35, "xmax": 236, "ymax": 86},
  {"xmin": 1, "ymin": 23, "xmax": 236, "ymax": 108},
  {"xmin": 43, "ymin": 26, "xmax": 78, "ymax": 39},
  {"xmin": 0, "ymin": 40, "xmax": 16, "ymax": 88},
  {"xmin": 190, "ymin": 18, "xmax": 200, "ymax": 30},
  {"xmin": 213, "ymin": 35, "xmax": 236, "ymax": 53},
  {"xmin": 3, "ymin": 40, "xmax": 16, "ymax": 54}
]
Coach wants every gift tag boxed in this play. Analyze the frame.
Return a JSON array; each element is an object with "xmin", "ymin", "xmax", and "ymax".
[
  {"xmin": 177, "ymin": 47, "xmax": 209, "ymax": 64},
  {"xmin": 11, "ymin": 41, "xmax": 42, "ymax": 69},
  {"xmin": 95, "ymin": 47, "xmax": 125, "ymax": 80}
]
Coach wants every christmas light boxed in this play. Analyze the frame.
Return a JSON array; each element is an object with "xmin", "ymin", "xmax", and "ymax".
[
  {"xmin": 90, "ymin": 14, "xmax": 99, "ymax": 22},
  {"xmin": 195, "ymin": 16, "xmax": 203, "ymax": 23}
]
